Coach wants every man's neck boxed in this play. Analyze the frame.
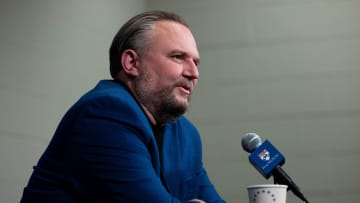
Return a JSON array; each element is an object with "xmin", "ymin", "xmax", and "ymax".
[{"xmin": 115, "ymin": 76, "xmax": 158, "ymax": 126}]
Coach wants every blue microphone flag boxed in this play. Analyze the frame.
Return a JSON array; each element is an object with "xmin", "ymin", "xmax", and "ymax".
[{"xmin": 249, "ymin": 140, "xmax": 285, "ymax": 178}]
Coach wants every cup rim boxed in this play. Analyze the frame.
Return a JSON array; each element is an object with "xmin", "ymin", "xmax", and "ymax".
[{"xmin": 247, "ymin": 184, "xmax": 288, "ymax": 189}]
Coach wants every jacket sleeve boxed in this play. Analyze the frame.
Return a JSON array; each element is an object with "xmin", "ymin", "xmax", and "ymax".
[{"xmin": 197, "ymin": 168, "xmax": 226, "ymax": 203}]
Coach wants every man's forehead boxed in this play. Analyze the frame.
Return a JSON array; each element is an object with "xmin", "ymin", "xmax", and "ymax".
[{"xmin": 152, "ymin": 20, "xmax": 199, "ymax": 57}]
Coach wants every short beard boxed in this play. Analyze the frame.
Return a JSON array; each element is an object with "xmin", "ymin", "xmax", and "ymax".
[
  {"xmin": 134, "ymin": 72, "xmax": 189, "ymax": 124},
  {"xmin": 156, "ymin": 90, "xmax": 188, "ymax": 123}
]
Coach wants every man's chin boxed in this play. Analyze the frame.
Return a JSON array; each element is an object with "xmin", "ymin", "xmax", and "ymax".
[
  {"xmin": 157, "ymin": 103, "xmax": 187, "ymax": 123},
  {"xmin": 162, "ymin": 101, "xmax": 188, "ymax": 116},
  {"xmin": 175, "ymin": 94, "xmax": 191, "ymax": 105},
  {"xmin": 176, "ymin": 101, "xmax": 189, "ymax": 112}
]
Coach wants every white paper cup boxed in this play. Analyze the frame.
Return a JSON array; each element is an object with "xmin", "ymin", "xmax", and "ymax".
[{"xmin": 247, "ymin": 184, "xmax": 287, "ymax": 203}]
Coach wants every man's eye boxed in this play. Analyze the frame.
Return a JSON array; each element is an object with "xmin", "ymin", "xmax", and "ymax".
[
  {"xmin": 193, "ymin": 59, "xmax": 199, "ymax": 67},
  {"xmin": 172, "ymin": 55, "xmax": 183, "ymax": 60}
]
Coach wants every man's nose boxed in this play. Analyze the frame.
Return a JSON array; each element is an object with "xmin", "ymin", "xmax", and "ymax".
[{"xmin": 183, "ymin": 60, "xmax": 199, "ymax": 80}]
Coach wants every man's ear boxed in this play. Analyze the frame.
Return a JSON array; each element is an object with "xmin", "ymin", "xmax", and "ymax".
[{"xmin": 121, "ymin": 49, "xmax": 140, "ymax": 77}]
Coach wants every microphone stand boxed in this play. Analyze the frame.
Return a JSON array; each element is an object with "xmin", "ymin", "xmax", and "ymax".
[{"xmin": 272, "ymin": 165, "xmax": 309, "ymax": 203}]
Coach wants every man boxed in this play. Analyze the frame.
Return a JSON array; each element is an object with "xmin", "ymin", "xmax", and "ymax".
[{"xmin": 20, "ymin": 10, "xmax": 225, "ymax": 203}]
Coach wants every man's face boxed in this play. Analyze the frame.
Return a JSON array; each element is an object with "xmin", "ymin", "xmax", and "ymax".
[{"xmin": 134, "ymin": 20, "xmax": 200, "ymax": 123}]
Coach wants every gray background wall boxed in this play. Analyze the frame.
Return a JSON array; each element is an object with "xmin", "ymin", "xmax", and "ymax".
[{"xmin": 1, "ymin": 0, "xmax": 359, "ymax": 202}]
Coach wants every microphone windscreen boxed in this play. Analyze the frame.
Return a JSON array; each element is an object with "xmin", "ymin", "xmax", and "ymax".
[{"xmin": 242, "ymin": 133, "xmax": 262, "ymax": 153}]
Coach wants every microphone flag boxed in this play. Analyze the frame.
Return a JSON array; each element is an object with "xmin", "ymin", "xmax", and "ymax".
[{"xmin": 249, "ymin": 140, "xmax": 285, "ymax": 178}]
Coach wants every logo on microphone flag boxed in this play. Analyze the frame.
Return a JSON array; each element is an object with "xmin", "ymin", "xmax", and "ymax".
[{"xmin": 258, "ymin": 149, "xmax": 270, "ymax": 161}]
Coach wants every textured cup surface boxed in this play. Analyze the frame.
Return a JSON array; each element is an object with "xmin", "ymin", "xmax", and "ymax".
[{"xmin": 247, "ymin": 184, "xmax": 287, "ymax": 203}]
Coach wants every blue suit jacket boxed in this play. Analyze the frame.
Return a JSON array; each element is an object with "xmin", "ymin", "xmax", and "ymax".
[{"xmin": 21, "ymin": 80, "xmax": 225, "ymax": 203}]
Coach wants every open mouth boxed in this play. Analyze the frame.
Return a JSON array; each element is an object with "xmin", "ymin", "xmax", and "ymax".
[{"xmin": 178, "ymin": 83, "xmax": 192, "ymax": 95}]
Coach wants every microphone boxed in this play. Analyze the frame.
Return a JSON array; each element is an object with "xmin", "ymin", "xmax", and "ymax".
[{"xmin": 241, "ymin": 133, "xmax": 309, "ymax": 203}]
